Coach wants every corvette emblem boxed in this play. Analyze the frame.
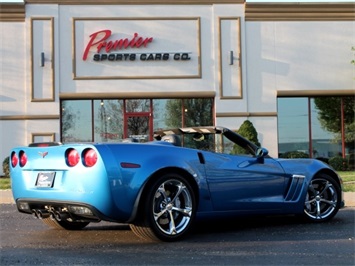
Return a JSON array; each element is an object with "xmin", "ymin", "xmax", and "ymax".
[{"xmin": 38, "ymin": 151, "xmax": 48, "ymax": 158}]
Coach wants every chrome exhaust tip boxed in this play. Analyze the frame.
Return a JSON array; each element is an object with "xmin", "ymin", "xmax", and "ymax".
[
  {"xmin": 37, "ymin": 209, "xmax": 50, "ymax": 219},
  {"xmin": 50, "ymin": 211, "xmax": 56, "ymax": 221},
  {"xmin": 32, "ymin": 209, "xmax": 39, "ymax": 219}
]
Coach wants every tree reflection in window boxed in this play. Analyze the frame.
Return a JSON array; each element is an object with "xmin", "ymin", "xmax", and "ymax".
[
  {"xmin": 61, "ymin": 100, "xmax": 92, "ymax": 142},
  {"xmin": 314, "ymin": 96, "xmax": 355, "ymax": 154},
  {"xmin": 94, "ymin": 100, "xmax": 123, "ymax": 142},
  {"xmin": 278, "ymin": 96, "xmax": 354, "ymax": 161}
]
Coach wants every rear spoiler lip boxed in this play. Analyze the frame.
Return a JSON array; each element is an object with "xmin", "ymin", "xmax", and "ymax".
[{"xmin": 28, "ymin": 142, "xmax": 63, "ymax": 147}]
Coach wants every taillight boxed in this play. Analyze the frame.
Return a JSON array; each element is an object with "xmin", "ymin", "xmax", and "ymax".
[
  {"xmin": 83, "ymin": 148, "xmax": 97, "ymax": 167},
  {"xmin": 66, "ymin": 149, "xmax": 80, "ymax": 167},
  {"xmin": 19, "ymin": 150, "xmax": 27, "ymax": 167},
  {"xmin": 11, "ymin": 151, "xmax": 18, "ymax": 167}
]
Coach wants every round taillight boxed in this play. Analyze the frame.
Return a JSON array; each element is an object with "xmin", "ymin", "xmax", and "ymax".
[
  {"xmin": 83, "ymin": 149, "xmax": 97, "ymax": 167},
  {"xmin": 11, "ymin": 152, "xmax": 18, "ymax": 167},
  {"xmin": 66, "ymin": 149, "xmax": 80, "ymax": 167},
  {"xmin": 19, "ymin": 150, "xmax": 27, "ymax": 167}
]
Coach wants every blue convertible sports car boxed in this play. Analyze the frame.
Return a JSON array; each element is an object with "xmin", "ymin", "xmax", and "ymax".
[{"xmin": 10, "ymin": 126, "xmax": 344, "ymax": 241}]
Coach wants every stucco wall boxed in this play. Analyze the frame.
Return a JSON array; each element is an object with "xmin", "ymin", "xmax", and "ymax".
[{"xmin": 0, "ymin": 2, "xmax": 354, "ymax": 172}]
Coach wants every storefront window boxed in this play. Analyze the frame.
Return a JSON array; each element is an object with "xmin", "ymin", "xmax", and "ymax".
[
  {"xmin": 183, "ymin": 98, "xmax": 213, "ymax": 127},
  {"xmin": 125, "ymin": 99, "xmax": 150, "ymax": 113},
  {"xmin": 156, "ymin": 99, "xmax": 183, "ymax": 129},
  {"xmin": 311, "ymin": 98, "xmax": 341, "ymax": 159},
  {"xmin": 278, "ymin": 96, "xmax": 354, "ymax": 164},
  {"xmin": 94, "ymin": 100, "xmax": 123, "ymax": 142},
  {"xmin": 61, "ymin": 98, "xmax": 214, "ymax": 143},
  {"xmin": 153, "ymin": 99, "xmax": 174, "ymax": 130},
  {"xmin": 277, "ymin": 98, "xmax": 309, "ymax": 157},
  {"xmin": 61, "ymin": 100, "xmax": 92, "ymax": 142}
]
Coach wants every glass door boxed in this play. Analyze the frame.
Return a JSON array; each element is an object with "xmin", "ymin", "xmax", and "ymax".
[
  {"xmin": 125, "ymin": 114, "xmax": 151, "ymax": 142},
  {"xmin": 123, "ymin": 99, "xmax": 153, "ymax": 142}
]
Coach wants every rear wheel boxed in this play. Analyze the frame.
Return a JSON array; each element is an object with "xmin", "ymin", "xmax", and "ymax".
[
  {"xmin": 303, "ymin": 174, "xmax": 341, "ymax": 222},
  {"xmin": 41, "ymin": 218, "xmax": 90, "ymax": 230},
  {"xmin": 130, "ymin": 173, "xmax": 196, "ymax": 241}
]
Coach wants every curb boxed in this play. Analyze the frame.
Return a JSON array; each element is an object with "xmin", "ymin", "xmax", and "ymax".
[{"xmin": 1, "ymin": 190, "xmax": 354, "ymax": 206}]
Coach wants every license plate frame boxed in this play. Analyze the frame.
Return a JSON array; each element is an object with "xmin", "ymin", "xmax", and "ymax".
[{"xmin": 35, "ymin": 172, "xmax": 56, "ymax": 188}]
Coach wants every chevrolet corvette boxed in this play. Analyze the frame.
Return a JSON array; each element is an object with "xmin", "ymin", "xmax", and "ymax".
[{"xmin": 9, "ymin": 126, "xmax": 344, "ymax": 241}]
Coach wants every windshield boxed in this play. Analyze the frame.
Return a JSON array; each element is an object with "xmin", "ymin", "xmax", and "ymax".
[{"xmin": 154, "ymin": 127, "xmax": 259, "ymax": 156}]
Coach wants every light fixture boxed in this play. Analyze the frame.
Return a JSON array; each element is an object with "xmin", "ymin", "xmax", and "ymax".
[{"xmin": 40, "ymin": 52, "xmax": 45, "ymax": 67}]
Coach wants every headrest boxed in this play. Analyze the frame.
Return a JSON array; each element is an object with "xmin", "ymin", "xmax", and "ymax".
[
  {"xmin": 161, "ymin": 134, "xmax": 181, "ymax": 146},
  {"xmin": 122, "ymin": 137, "xmax": 139, "ymax": 143}
]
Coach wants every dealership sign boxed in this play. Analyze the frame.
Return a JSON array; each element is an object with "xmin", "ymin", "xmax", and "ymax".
[
  {"xmin": 73, "ymin": 18, "xmax": 200, "ymax": 79},
  {"xmin": 82, "ymin": 30, "xmax": 191, "ymax": 62}
]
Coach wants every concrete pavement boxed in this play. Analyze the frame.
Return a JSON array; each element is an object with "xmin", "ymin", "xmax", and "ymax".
[{"xmin": 1, "ymin": 189, "xmax": 354, "ymax": 206}]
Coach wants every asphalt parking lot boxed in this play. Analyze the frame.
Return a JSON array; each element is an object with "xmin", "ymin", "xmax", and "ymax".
[
  {"xmin": 1, "ymin": 203, "xmax": 354, "ymax": 265},
  {"xmin": 1, "ymin": 189, "xmax": 354, "ymax": 265}
]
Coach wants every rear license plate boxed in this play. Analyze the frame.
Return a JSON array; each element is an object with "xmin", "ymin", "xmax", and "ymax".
[{"xmin": 35, "ymin": 172, "xmax": 56, "ymax": 188}]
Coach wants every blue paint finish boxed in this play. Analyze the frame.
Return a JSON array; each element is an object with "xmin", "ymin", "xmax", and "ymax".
[{"xmin": 10, "ymin": 127, "xmax": 344, "ymax": 226}]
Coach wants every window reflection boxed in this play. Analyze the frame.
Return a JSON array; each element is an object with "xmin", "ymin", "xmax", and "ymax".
[
  {"xmin": 125, "ymin": 99, "xmax": 150, "ymax": 112},
  {"xmin": 162, "ymin": 99, "xmax": 183, "ymax": 128},
  {"xmin": 311, "ymin": 98, "xmax": 340, "ymax": 159},
  {"xmin": 94, "ymin": 100, "xmax": 123, "ymax": 142},
  {"xmin": 61, "ymin": 98, "xmax": 214, "ymax": 143},
  {"xmin": 183, "ymin": 98, "xmax": 213, "ymax": 127},
  {"xmin": 127, "ymin": 116, "xmax": 149, "ymax": 142},
  {"xmin": 277, "ymin": 98, "xmax": 309, "ymax": 157},
  {"xmin": 278, "ymin": 96, "xmax": 354, "ymax": 165},
  {"xmin": 61, "ymin": 100, "xmax": 92, "ymax": 142}
]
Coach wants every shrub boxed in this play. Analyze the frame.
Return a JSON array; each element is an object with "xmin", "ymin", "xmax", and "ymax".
[
  {"xmin": 329, "ymin": 156, "xmax": 348, "ymax": 171},
  {"xmin": 2, "ymin": 156, "xmax": 10, "ymax": 178},
  {"xmin": 279, "ymin": 151, "xmax": 309, "ymax": 159},
  {"xmin": 231, "ymin": 120, "xmax": 260, "ymax": 155}
]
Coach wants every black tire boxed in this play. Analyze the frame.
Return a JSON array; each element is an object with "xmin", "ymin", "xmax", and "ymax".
[
  {"xmin": 41, "ymin": 218, "xmax": 90, "ymax": 230},
  {"xmin": 130, "ymin": 173, "xmax": 196, "ymax": 241},
  {"xmin": 303, "ymin": 174, "xmax": 341, "ymax": 222}
]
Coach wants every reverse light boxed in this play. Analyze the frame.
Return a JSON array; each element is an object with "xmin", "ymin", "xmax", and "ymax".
[
  {"xmin": 18, "ymin": 202, "xmax": 30, "ymax": 211},
  {"xmin": 11, "ymin": 151, "xmax": 18, "ymax": 167},
  {"xmin": 82, "ymin": 148, "xmax": 97, "ymax": 167},
  {"xmin": 66, "ymin": 149, "xmax": 80, "ymax": 167},
  {"xmin": 19, "ymin": 150, "xmax": 27, "ymax": 167}
]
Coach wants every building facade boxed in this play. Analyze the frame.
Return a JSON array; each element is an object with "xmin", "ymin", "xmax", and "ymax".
[{"xmin": 0, "ymin": 0, "xmax": 354, "ymax": 174}]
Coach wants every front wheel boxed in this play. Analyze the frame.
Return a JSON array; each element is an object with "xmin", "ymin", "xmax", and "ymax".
[
  {"xmin": 303, "ymin": 174, "xmax": 341, "ymax": 222},
  {"xmin": 130, "ymin": 173, "xmax": 196, "ymax": 241}
]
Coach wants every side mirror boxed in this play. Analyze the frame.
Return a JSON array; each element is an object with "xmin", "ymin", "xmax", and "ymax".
[{"xmin": 256, "ymin": 148, "xmax": 268, "ymax": 158}]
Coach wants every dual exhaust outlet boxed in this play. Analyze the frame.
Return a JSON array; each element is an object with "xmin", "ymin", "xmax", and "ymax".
[{"xmin": 32, "ymin": 209, "xmax": 69, "ymax": 221}]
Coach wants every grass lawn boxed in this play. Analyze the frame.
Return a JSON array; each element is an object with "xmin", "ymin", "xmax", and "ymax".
[
  {"xmin": 339, "ymin": 171, "xmax": 355, "ymax": 192},
  {"xmin": 0, "ymin": 178, "xmax": 11, "ymax": 190},
  {"xmin": 1, "ymin": 171, "xmax": 355, "ymax": 191}
]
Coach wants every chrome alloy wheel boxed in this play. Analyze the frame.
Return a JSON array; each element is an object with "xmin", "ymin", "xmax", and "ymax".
[
  {"xmin": 304, "ymin": 177, "xmax": 338, "ymax": 221},
  {"xmin": 152, "ymin": 179, "xmax": 193, "ymax": 236}
]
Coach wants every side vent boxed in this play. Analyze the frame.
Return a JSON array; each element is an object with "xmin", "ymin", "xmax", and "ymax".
[
  {"xmin": 197, "ymin": 152, "xmax": 205, "ymax": 164},
  {"xmin": 285, "ymin": 174, "xmax": 306, "ymax": 201}
]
